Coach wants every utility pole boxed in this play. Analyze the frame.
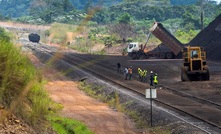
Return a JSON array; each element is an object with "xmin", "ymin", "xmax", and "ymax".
[
  {"xmin": 150, "ymin": 86, "xmax": 153, "ymax": 127},
  {"xmin": 200, "ymin": 0, "xmax": 204, "ymax": 30},
  {"xmin": 145, "ymin": 71, "xmax": 157, "ymax": 127}
]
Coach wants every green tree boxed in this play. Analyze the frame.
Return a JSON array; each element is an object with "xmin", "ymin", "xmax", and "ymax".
[
  {"xmin": 0, "ymin": 13, "xmax": 5, "ymax": 20},
  {"xmin": 84, "ymin": 0, "xmax": 92, "ymax": 12},
  {"xmin": 215, "ymin": 3, "xmax": 221, "ymax": 18},
  {"xmin": 63, "ymin": 0, "xmax": 74, "ymax": 12},
  {"xmin": 182, "ymin": 6, "xmax": 201, "ymax": 30},
  {"xmin": 30, "ymin": 0, "xmax": 73, "ymax": 23},
  {"xmin": 119, "ymin": 13, "xmax": 131, "ymax": 24}
]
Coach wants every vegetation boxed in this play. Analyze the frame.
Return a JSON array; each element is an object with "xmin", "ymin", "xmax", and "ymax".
[
  {"xmin": 49, "ymin": 116, "xmax": 93, "ymax": 134},
  {"xmin": 0, "ymin": 28, "xmax": 92, "ymax": 133},
  {"xmin": 0, "ymin": 0, "xmax": 219, "ymax": 133},
  {"xmin": 0, "ymin": 0, "xmax": 220, "ymax": 46},
  {"xmin": 78, "ymin": 81, "xmax": 174, "ymax": 133},
  {"xmin": 0, "ymin": 28, "xmax": 52, "ymax": 132}
]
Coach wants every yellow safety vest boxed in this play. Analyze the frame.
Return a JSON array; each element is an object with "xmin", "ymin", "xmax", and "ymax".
[
  {"xmin": 154, "ymin": 75, "xmax": 158, "ymax": 83},
  {"xmin": 138, "ymin": 68, "xmax": 142, "ymax": 74},
  {"xmin": 143, "ymin": 70, "xmax": 147, "ymax": 77}
]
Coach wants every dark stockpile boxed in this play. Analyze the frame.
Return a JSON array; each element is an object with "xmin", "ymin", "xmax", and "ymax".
[{"xmin": 189, "ymin": 14, "xmax": 221, "ymax": 60}]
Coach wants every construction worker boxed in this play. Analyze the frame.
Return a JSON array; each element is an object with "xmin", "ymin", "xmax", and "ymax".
[
  {"xmin": 150, "ymin": 71, "xmax": 154, "ymax": 86},
  {"xmin": 154, "ymin": 73, "xmax": 158, "ymax": 88},
  {"xmin": 124, "ymin": 67, "xmax": 128, "ymax": 80},
  {"xmin": 128, "ymin": 66, "xmax": 133, "ymax": 80},
  {"xmin": 117, "ymin": 62, "xmax": 121, "ymax": 73},
  {"xmin": 141, "ymin": 69, "xmax": 147, "ymax": 82},
  {"xmin": 138, "ymin": 68, "xmax": 142, "ymax": 79}
]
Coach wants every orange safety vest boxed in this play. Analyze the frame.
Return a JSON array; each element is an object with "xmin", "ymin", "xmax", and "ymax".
[{"xmin": 128, "ymin": 68, "xmax": 132, "ymax": 74}]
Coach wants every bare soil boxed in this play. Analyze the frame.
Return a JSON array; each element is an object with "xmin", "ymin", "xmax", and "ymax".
[{"xmin": 28, "ymin": 54, "xmax": 140, "ymax": 134}]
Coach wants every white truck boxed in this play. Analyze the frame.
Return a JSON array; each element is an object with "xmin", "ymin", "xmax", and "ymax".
[
  {"xmin": 127, "ymin": 22, "xmax": 184, "ymax": 60},
  {"xmin": 127, "ymin": 42, "xmax": 176, "ymax": 59}
]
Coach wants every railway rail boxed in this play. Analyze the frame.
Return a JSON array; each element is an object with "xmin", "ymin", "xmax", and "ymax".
[{"xmin": 26, "ymin": 43, "xmax": 221, "ymax": 133}]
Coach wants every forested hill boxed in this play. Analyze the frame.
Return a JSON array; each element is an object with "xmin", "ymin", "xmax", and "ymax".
[
  {"xmin": 0, "ymin": 0, "xmax": 123, "ymax": 18},
  {"xmin": 0, "ymin": 0, "xmax": 218, "ymax": 18},
  {"xmin": 171, "ymin": 0, "xmax": 217, "ymax": 5},
  {"xmin": 70, "ymin": 0, "xmax": 123, "ymax": 9},
  {"xmin": 0, "ymin": 0, "xmax": 220, "ymax": 32}
]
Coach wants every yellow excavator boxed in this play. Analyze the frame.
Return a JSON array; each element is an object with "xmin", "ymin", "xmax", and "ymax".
[{"xmin": 181, "ymin": 46, "xmax": 210, "ymax": 81}]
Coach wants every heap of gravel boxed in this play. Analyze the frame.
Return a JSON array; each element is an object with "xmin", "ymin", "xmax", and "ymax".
[{"xmin": 189, "ymin": 14, "xmax": 221, "ymax": 60}]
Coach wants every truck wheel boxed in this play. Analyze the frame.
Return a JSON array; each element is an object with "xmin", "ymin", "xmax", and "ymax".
[
  {"xmin": 140, "ymin": 55, "xmax": 147, "ymax": 59},
  {"xmin": 181, "ymin": 67, "xmax": 189, "ymax": 81},
  {"xmin": 160, "ymin": 53, "xmax": 166, "ymax": 59},
  {"xmin": 202, "ymin": 66, "xmax": 210, "ymax": 81},
  {"xmin": 131, "ymin": 53, "xmax": 137, "ymax": 60},
  {"xmin": 166, "ymin": 53, "xmax": 173, "ymax": 59},
  {"xmin": 136, "ymin": 54, "xmax": 141, "ymax": 59}
]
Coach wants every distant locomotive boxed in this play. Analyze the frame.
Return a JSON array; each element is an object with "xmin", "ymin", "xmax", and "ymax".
[{"xmin": 28, "ymin": 33, "xmax": 40, "ymax": 43}]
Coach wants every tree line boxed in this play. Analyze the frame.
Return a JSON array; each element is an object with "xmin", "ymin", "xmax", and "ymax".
[{"xmin": 0, "ymin": 0, "xmax": 220, "ymax": 44}]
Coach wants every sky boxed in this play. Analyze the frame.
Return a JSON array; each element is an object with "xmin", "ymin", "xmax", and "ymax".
[{"xmin": 215, "ymin": 0, "xmax": 221, "ymax": 4}]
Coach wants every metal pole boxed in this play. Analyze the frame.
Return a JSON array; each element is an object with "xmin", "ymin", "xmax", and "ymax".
[
  {"xmin": 200, "ymin": 0, "xmax": 204, "ymax": 30},
  {"xmin": 150, "ymin": 87, "xmax": 152, "ymax": 127}
]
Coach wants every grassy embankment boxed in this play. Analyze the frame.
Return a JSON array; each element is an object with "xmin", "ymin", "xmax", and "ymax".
[
  {"xmin": 78, "ymin": 82, "xmax": 170, "ymax": 134},
  {"xmin": 0, "ymin": 27, "xmax": 93, "ymax": 133}
]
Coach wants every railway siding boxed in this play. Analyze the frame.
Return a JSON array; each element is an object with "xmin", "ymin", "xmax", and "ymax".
[{"xmin": 27, "ymin": 43, "xmax": 221, "ymax": 133}]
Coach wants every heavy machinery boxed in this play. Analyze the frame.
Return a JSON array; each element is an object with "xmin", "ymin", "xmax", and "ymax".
[
  {"xmin": 127, "ymin": 41, "xmax": 175, "ymax": 59},
  {"xmin": 127, "ymin": 33, "xmax": 151, "ymax": 59},
  {"xmin": 152, "ymin": 22, "xmax": 210, "ymax": 81},
  {"xmin": 181, "ymin": 46, "xmax": 210, "ymax": 81},
  {"xmin": 28, "ymin": 33, "xmax": 40, "ymax": 43},
  {"xmin": 127, "ymin": 22, "xmax": 184, "ymax": 59},
  {"xmin": 127, "ymin": 22, "xmax": 210, "ymax": 81},
  {"xmin": 127, "ymin": 42, "xmax": 150, "ymax": 59},
  {"xmin": 149, "ymin": 22, "xmax": 184, "ymax": 58}
]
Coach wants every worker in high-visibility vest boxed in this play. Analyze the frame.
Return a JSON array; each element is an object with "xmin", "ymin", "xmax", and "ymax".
[
  {"xmin": 154, "ymin": 73, "xmax": 158, "ymax": 88},
  {"xmin": 150, "ymin": 71, "xmax": 154, "ymax": 86},
  {"xmin": 141, "ymin": 69, "xmax": 147, "ymax": 82},
  {"xmin": 128, "ymin": 66, "xmax": 133, "ymax": 80},
  {"xmin": 138, "ymin": 68, "xmax": 142, "ymax": 79}
]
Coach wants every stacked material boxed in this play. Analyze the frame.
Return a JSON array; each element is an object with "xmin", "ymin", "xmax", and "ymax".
[{"xmin": 189, "ymin": 14, "xmax": 221, "ymax": 60}]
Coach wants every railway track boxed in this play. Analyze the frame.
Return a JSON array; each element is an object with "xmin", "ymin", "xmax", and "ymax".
[
  {"xmin": 26, "ymin": 43, "xmax": 221, "ymax": 133},
  {"xmin": 65, "ymin": 52, "xmax": 221, "ymax": 131}
]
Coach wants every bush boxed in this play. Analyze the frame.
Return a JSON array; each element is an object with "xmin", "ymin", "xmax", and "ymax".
[
  {"xmin": 49, "ymin": 116, "xmax": 93, "ymax": 134},
  {"xmin": 0, "ymin": 28, "xmax": 11, "ymax": 42},
  {"xmin": 0, "ymin": 32, "xmax": 36, "ymax": 106},
  {"xmin": 0, "ymin": 29, "xmax": 61, "ymax": 133}
]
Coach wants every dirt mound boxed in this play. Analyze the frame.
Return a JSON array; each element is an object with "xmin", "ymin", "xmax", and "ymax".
[
  {"xmin": 0, "ymin": 111, "xmax": 36, "ymax": 134},
  {"xmin": 189, "ymin": 14, "xmax": 221, "ymax": 60}
]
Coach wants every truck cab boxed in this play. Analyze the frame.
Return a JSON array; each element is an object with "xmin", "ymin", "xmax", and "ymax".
[
  {"xmin": 127, "ymin": 42, "xmax": 148, "ymax": 59},
  {"xmin": 127, "ymin": 42, "xmax": 139, "ymax": 53}
]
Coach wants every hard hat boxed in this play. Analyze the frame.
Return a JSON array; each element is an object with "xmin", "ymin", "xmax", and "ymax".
[
  {"xmin": 155, "ymin": 73, "xmax": 157, "ymax": 75},
  {"xmin": 150, "ymin": 71, "xmax": 153, "ymax": 74}
]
